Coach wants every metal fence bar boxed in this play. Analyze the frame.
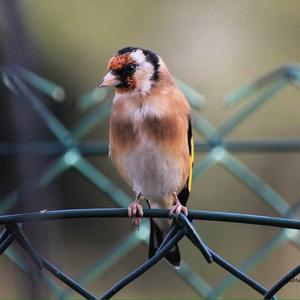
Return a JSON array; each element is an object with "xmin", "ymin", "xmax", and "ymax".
[
  {"xmin": 207, "ymin": 202, "xmax": 300, "ymax": 298},
  {"xmin": 220, "ymin": 149, "xmax": 290, "ymax": 214},
  {"xmin": 77, "ymin": 88, "xmax": 109, "ymax": 113},
  {"xmin": 42, "ymin": 257, "xmax": 98, "ymax": 300},
  {"xmin": 4, "ymin": 69, "xmax": 74, "ymax": 146},
  {"xmin": 174, "ymin": 78, "xmax": 205, "ymax": 109},
  {"xmin": 15, "ymin": 66, "xmax": 65, "ymax": 102},
  {"xmin": 1, "ymin": 208, "xmax": 300, "ymax": 231},
  {"xmin": 223, "ymin": 64, "xmax": 289, "ymax": 107},
  {"xmin": 0, "ymin": 232, "xmax": 15, "ymax": 254},
  {"xmin": 218, "ymin": 79, "xmax": 287, "ymax": 137},
  {"xmin": 264, "ymin": 265, "xmax": 300, "ymax": 299},
  {"xmin": 209, "ymin": 248, "xmax": 272, "ymax": 298},
  {"xmin": 71, "ymin": 100, "xmax": 112, "ymax": 139},
  {"xmin": 5, "ymin": 247, "xmax": 64, "ymax": 298},
  {"xmin": 0, "ymin": 228, "xmax": 10, "ymax": 244},
  {"xmin": 178, "ymin": 214, "xmax": 212, "ymax": 263},
  {"xmin": 7, "ymin": 223, "xmax": 43, "ymax": 271},
  {"xmin": 1, "ymin": 208, "xmax": 297, "ymax": 298},
  {"xmin": 223, "ymin": 63, "xmax": 300, "ymax": 107}
]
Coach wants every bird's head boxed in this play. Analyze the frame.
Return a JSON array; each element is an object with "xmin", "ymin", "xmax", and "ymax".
[{"xmin": 97, "ymin": 47, "xmax": 161, "ymax": 95}]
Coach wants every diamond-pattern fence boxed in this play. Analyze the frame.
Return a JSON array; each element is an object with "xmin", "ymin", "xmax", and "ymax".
[{"xmin": 1, "ymin": 63, "xmax": 300, "ymax": 299}]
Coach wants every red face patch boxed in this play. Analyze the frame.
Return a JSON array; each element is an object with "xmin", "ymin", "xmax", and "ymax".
[{"xmin": 108, "ymin": 54, "xmax": 134, "ymax": 71}]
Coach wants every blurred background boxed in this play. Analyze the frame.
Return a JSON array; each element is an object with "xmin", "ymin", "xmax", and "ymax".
[{"xmin": 1, "ymin": 0, "xmax": 300, "ymax": 298}]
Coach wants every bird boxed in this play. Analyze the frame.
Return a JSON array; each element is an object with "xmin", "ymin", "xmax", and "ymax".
[{"xmin": 97, "ymin": 46, "xmax": 194, "ymax": 267}]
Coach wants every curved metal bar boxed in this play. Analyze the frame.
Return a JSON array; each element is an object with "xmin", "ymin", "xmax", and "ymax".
[
  {"xmin": 209, "ymin": 248, "xmax": 272, "ymax": 298},
  {"xmin": 0, "ymin": 233, "xmax": 15, "ymax": 255},
  {"xmin": 0, "ymin": 208, "xmax": 300, "ymax": 230},
  {"xmin": 41, "ymin": 257, "xmax": 97, "ymax": 300},
  {"xmin": 0, "ymin": 228, "xmax": 10, "ymax": 244},
  {"xmin": 7, "ymin": 224, "xmax": 43, "ymax": 271},
  {"xmin": 155, "ymin": 224, "xmax": 179, "ymax": 253}
]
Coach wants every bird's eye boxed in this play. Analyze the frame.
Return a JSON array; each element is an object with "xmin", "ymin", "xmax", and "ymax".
[{"xmin": 126, "ymin": 64, "xmax": 136, "ymax": 71}]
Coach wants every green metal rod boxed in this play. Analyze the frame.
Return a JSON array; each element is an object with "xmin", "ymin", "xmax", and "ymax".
[
  {"xmin": 1, "ymin": 208, "xmax": 300, "ymax": 230},
  {"xmin": 206, "ymin": 202, "xmax": 300, "ymax": 298},
  {"xmin": 15, "ymin": 66, "xmax": 65, "ymax": 101},
  {"xmin": 264, "ymin": 265, "xmax": 300, "ymax": 299},
  {"xmin": 218, "ymin": 79, "xmax": 287, "ymax": 137},
  {"xmin": 223, "ymin": 66, "xmax": 284, "ymax": 107},
  {"xmin": 42, "ymin": 257, "xmax": 97, "ymax": 300}
]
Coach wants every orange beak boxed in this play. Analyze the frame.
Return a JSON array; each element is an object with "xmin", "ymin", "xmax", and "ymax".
[{"xmin": 97, "ymin": 71, "xmax": 121, "ymax": 88}]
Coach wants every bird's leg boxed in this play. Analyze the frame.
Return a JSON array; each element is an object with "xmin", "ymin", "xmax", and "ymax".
[
  {"xmin": 128, "ymin": 193, "xmax": 143, "ymax": 230},
  {"xmin": 169, "ymin": 192, "xmax": 188, "ymax": 217}
]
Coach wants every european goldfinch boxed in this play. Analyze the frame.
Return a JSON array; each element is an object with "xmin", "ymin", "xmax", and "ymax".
[{"xmin": 97, "ymin": 47, "xmax": 194, "ymax": 267}]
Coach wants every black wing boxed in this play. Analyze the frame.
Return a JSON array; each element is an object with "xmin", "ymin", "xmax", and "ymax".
[{"xmin": 177, "ymin": 116, "xmax": 194, "ymax": 207}]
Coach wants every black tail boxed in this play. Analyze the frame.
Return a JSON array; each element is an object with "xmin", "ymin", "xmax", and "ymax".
[{"xmin": 148, "ymin": 218, "xmax": 181, "ymax": 268}]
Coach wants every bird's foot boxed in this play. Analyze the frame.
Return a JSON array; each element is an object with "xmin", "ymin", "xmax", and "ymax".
[
  {"xmin": 128, "ymin": 193, "xmax": 143, "ymax": 230},
  {"xmin": 169, "ymin": 192, "xmax": 188, "ymax": 218}
]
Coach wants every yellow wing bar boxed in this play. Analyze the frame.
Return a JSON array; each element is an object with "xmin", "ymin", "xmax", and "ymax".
[{"xmin": 188, "ymin": 136, "xmax": 194, "ymax": 192}]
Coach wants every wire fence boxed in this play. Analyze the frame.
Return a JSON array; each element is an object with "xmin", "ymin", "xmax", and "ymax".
[
  {"xmin": 1, "ymin": 208, "xmax": 300, "ymax": 299},
  {"xmin": 0, "ymin": 63, "xmax": 300, "ymax": 299}
]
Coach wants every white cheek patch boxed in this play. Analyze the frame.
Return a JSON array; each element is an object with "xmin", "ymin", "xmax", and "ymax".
[
  {"xmin": 130, "ymin": 49, "xmax": 145, "ymax": 64},
  {"xmin": 129, "ymin": 49, "xmax": 155, "ymax": 94},
  {"xmin": 135, "ymin": 61, "xmax": 154, "ymax": 94}
]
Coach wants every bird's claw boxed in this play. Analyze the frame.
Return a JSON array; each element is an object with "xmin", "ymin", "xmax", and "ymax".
[
  {"xmin": 169, "ymin": 203, "xmax": 188, "ymax": 218},
  {"xmin": 169, "ymin": 192, "xmax": 188, "ymax": 219},
  {"xmin": 128, "ymin": 199, "xmax": 143, "ymax": 230}
]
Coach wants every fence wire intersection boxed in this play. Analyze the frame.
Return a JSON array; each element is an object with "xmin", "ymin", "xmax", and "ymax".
[{"xmin": 2, "ymin": 208, "xmax": 300, "ymax": 299}]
